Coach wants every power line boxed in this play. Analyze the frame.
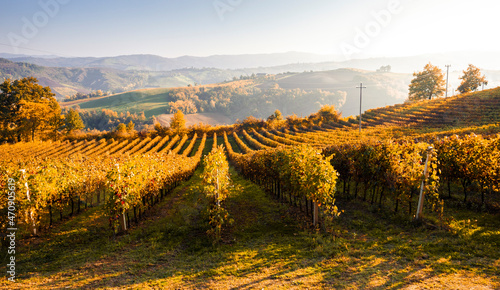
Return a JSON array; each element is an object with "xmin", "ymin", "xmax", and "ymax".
[{"xmin": 0, "ymin": 43, "xmax": 75, "ymax": 58}]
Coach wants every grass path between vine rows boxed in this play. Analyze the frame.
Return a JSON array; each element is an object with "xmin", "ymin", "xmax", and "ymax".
[{"xmin": 2, "ymin": 167, "xmax": 499, "ymax": 289}]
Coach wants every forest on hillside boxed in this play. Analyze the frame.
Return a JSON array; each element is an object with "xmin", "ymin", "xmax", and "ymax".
[{"xmin": 164, "ymin": 83, "xmax": 346, "ymax": 121}]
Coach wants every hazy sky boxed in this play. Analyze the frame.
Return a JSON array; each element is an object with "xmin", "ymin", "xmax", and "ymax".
[{"xmin": 0, "ymin": 0, "xmax": 498, "ymax": 59}]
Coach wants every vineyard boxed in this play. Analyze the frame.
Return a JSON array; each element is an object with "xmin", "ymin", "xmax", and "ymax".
[
  {"xmin": 1, "ymin": 88, "xmax": 500, "ymax": 288},
  {"xmin": 326, "ymin": 87, "xmax": 500, "ymax": 130},
  {"xmin": 0, "ymin": 133, "xmax": 206, "ymax": 236}
]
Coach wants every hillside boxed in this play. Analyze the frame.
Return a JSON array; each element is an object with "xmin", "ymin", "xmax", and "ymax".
[
  {"xmin": 0, "ymin": 58, "xmax": 148, "ymax": 98},
  {"xmin": 65, "ymin": 69, "xmax": 413, "ymax": 120},
  {"xmin": 74, "ymin": 87, "xmax": 174, "ymax": 117},
  {"xmin": 1, "ymin": 132, "xmax": 499, "ymax": 289},
  {"xmin": 2, "ymin": 88, "xmax": 500, "ymax": 289},
  {"xmin": 294, "ymin": 87, "xmax": 500, "ymax": 141},
  {"xmin": 4, "ymin": 53, "xmax": 500, "ymax": 111},
  {"xmin": 358, "ymin": 87, "xmax": 500, "ymax": 131},
  {"xmin": 266, "ymin": 69, "xmax": 411, "ymax": 117},
  {"xmin": 0, "ymin": 58, "xmax": 250, "ymax": 98},
  {"xmin": 69, "ymin": 81, "xmax": 253, "ymax": 118}
]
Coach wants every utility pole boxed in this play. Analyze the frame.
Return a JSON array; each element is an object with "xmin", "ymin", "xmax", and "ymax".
[
  {"xmin": 357, "ymin": 83, "xmax": 366, "ymax": 133},
  {"xmin": 445, "ymin": 65, "xmax": 451, "ymax": 98}
]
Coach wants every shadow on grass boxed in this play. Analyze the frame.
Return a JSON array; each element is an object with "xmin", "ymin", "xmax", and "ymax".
[
  {"xmin": 11, "ymin": 167, "xmax": 500, "ymax": 289},
  {"xmin": 17, "ymin": 205, "xmax": 113, "ymax": 273}
]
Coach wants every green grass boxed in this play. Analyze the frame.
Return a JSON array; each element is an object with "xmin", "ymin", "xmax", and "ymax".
[
  {"xmin": 226, "ymin": 135, "xmax": 241, "ymax": 153},
  {"xmin": 3, "ymin": 167, "xmax": 499, "ymax": 289},
  {"xmin": 77, "ymin": 88, "xmax": 173, "ymax": 117}
]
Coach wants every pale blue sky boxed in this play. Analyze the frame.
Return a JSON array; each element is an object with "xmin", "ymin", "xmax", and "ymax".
[{"xmin": 0, "ymin": 0, "xmax": 498, "ymax": 58}]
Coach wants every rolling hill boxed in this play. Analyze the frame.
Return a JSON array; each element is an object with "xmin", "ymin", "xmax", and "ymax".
[
  {"xmin": 0, "ymin": 58, "xmax": 251, "ymax": 98},
  {"xmin": 265, "ymin": 69, "xmax": 411, "ymax": 117},
  {"xmin": 308, "ymin": 86, "xmax": 500, "ymax": 138},
  {"xmin": 4, "ymin": 51, "xmax": 500, "ymax": 105},
  {"xmin": 0, "ymin": 58, "xmax": 150, "ymax": 98},
  {"xmin": 66, "ymin": 69, "xmax": 413, "ymax": 120},
  {"xmin": 73, "ymin": 87, "xmax": 175, "ymax": 117},
  {"xmin": 359, "ymin": 87, "xmax": 500, "ymax": 131},
  {"xmin": 5, "ymin": 52, "xmax": 499, "ymax": 125}
]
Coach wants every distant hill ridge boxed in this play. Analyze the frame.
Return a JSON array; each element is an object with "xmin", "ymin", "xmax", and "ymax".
[
  {"xmin": 1, "ymin": 52, "xmax": 336, "ymax": 71},
  {"xmin": 4, "ymin": 51, "xmax": 500, "ymax": 74},
  {"xmin": 0, "ymin": 57, "xmax": 253, "ymax": 98}
]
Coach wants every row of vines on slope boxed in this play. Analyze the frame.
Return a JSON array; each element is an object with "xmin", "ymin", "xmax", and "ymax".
[
  {"xmin": 224, "ymin": 129, "xmax": 445, "ymax": 223},
  {"xmin": 104, "ymin": 133, "xmax": 207, "ymax": 233},
  {"xmin": 201, "ymin": 145, "xmax": 232, "ymax": 244},
  {"xmin": 1, "ymin": 155, "xmax": 110, "ymax": 236},
  {"xmin": 259, "ymin": 126, "xmax": 499, "ymax": 212},
  {"xmin": 324, "ymin": 140, "xmax": 441, "ymax": 218},
  {"xmin": 435, "ymin": 134, "xmax": 500, "ymax": 207},
  {"xmin": 223, "ymin": 132, "xmax": 339, "ymax": 226},
  {"xmin": 0, "ymin": 133, "xmax": 208, "ymax": 236}
]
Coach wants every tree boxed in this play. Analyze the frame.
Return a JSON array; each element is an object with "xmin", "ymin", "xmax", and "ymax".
[
  {"xmin": 316, "ymin": 105, "xmax": 341, "ymax": 122},
  {"xmin": 266, "ymin": 110, "xmax": 285, "ymax": 129},
  {"xmin": 408, "ymin": 63, "xmax": 445, "ymax": 101},
  {"xmin": 114, "ymin": 123, "xmax": 127, "ymax": 137},
  {"xmin": 237, "ymin": 116, "xmax": 265, "ymax": 131},
  {"xmin": 377, "ymin": 65, "xmax": 391, "ymax": 73},
  {"xmin": 267, "ymin": 109, "xmax": 283, "ymax": 122},
  {"xmin": 457, "ymin": 64, "xmax": 488, "ymax": 94},
  {"xmin": 49, "ymin": 111, "xmax": 65, "ymax": 140},
  {"xmin": 168, "ymin": 99, "xmax": 197, "ymax": 114},
  {"xmin": 154, "ymin": 123, "xmax": 169, "ymax": 136},
  {"xmin": 170, "ymin": 110, "xmax": 186, "ymax": 134},
  {"xmin": 0, "ymin": 77, "xmax": 61, "ymax": 141},
  {"xmin": 64, "ymin": 108, "xmax": 85, "ymax": 134},
  {"xmin": 116, "ymin": 123, "xmax": 127, "ymax": 132},
  {"xmin": 126, "ymin": 121, "xmax": 135, "ymax": 132}
]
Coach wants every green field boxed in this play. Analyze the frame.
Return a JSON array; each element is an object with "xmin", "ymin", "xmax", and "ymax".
[{"xmin": 76, "ymin": 88, "xmax": 173, "ymax": 117}]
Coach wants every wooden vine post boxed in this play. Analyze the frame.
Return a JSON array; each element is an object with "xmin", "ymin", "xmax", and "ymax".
[
  {"xmin": 313, "ymin": 202, "xmax": 319, "ymax": 227},
  {"xmin": 119, "ymin": 212, "xmax": 127, "ymax": 232},
  {"xmin": 416, "ymin": 146, "xmax": 433, "ymax": 220}
]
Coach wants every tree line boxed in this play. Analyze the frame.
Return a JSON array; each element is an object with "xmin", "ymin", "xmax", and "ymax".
[
  {"xmin": 78, "ymin": 108, "xmax": 148, "ymax": 132},
  {"xmin": 164, "ymin": 83, "xmax": 346, "ymax": 121},
  {"xmin": 63, "ymin": 90, "xmax": 111, "ymax": 102}
]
